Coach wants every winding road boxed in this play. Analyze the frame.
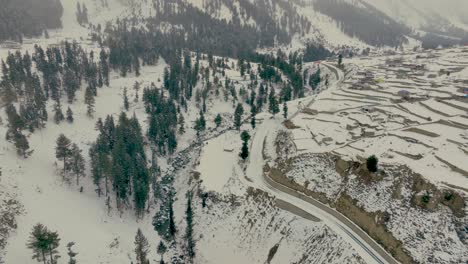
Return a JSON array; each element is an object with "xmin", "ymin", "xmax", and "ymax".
[{"xmin": 244, "ymin": 63, "xmax": 399, "ymax": 264}]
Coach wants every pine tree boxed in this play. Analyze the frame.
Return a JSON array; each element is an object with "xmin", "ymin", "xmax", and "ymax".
[
  {"xmin": 157, "ymin": 241, "xmax": 167, "ymax": 264},
  {"xmin": 214, "ymin": 114, "xmax": 222, "ymax": 128},
  {"xmin": 367, "ymin": 155, "xmax": 379, "ymax": 173},
  {"xmin": 239, "ymin": 131, "xmax": 251, "ymax": 160},
  {"xmin": 53, "ymin": 102, "xmax": 64, "ymax": 124},
  {"xmin": 283, "ymin": 101, "xmax": 288, "ymax": 119},
  {"xmin": 178, "ymin": 113, "xmax": 185, "ymax": 134},
  {"xmin": 13, "ymin": 131, "xmax": 31, "ymax": 158},
  {"xmin": 85, "ymin": 86, "xmax": 95, "ymax": 117},
  {"xmin": 268, "ymin": 88, "xmax": 279, "ymax": 116},
  {"xmin": 134, "ymin": 229, "xmax": 149, "ymax": 264},
  {"xmin": 56, "ymin": 134, "xmax": 72, "ymax": 174},
  {"xmin": 26, "ymin": 224, "xmax": 61, "ymax": 264},
  {"xmin": 194, "ymin": 111, "xmax": 206, "ymax": 136},
  {"xmin": 133, "ymin": 81, "xmax": 140, "ymax": 102},
  {"xmin": 234, "ymin": 103, "xmax": 244, "ymax": 130},
  {"xmin": 76, "ymin": 2, "xmax": 82, "ymax": 24},
  {"xmin": 99, "ymin": 49, "xmax": 110, "ymax": 86},
  {"xmin": 70, "ymin": 144, "xmax": 85, "ymax": 185},
  {"xmin": 5, "ymin": 104, "xmax": 24, "ymax": 132},
  {"xmin": 169, "ymin": 198, "xmax": 176, "ymax": 239},
  {"xmin": 82, "ymin": 3, "xmax": 89, "ymax": 24},
  {"xmin": 66, "ymin": 242, "xmax": 78, "ymax": 264},
  {"xmin": 185, "ymin": 193, "xmax": 195, "ymax": 261},
  {"xmin": 123, "ymin": 87, "xmax": 129, "ymax": 111},
  {"xmin": 27, "ymin": 224, "xmax": 49, "ymax": 264},
  {"xmin": 66, "ymin": 107, "xmax": 74, "ymax": 123},
  {"xmin": 250, "ymin": 104, "xmax": 256, "ymax": 129}
]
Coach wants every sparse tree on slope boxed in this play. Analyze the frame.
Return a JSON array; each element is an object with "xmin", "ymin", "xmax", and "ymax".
[
  {"xmin": 178, "ymin": 113, "xmax": 185, "ymax": 134},
  {"xmin": 13, "ymin": 130, "xmax": 31, "ymax": 158},
  {"xmin": 53, "ymin": 102, "xmax": 64, "ymax": 124},
  {"xmin": 214, "ymin": 113, "xmax": 222, "ymax": 128},
  {"xmin": 367, "ymin": 155, "xmax": 379, "ymax": 173},
  {"xmin": 234, "ymin": 103, "xmax": 244, "ymax": 130},
  {"xmin": 123, "ymin": 87, "xmax": 129, "ymax": 111},
  {"xmin": 283, "ymin": 101, "xmax": 288, "ymax": 119},
  {"xmin": 66, "ymin": 107, "xmax": 74, "ymax": 123},
  {"xmin": 27, "ymin": 223, "xmax": 61, "ymax": 264},
  {"xmin": 239, "ymin": 131, "xmax": 251, "ymax": 160},
  {"xmin": 56, "ymin": 134, "xmax": 72, "ymax": 174},
  {"xmin": 134, "ymin": 228, "xmax": 149, "ymax": 264},
  {"xmin": 84, "ymin": 86, "xmax": 95, "ymax": 117},
  {"xmin": 67, "ymin": 242, "xmax": 78, "ymax": 264},
  {"xmin": 69, "ymin": 143, "xmax": 85, "ymax": 185},
  {"xmin": 157, "ymin": 241, "xmax": 167, "ymax": 264},
  {"xmin": 268, "ymin": 88, "xmax": 279, "ymax": 116},
  {"xmin": 185, "ymin": 192, "xmax": 195, "ymax": 261}
]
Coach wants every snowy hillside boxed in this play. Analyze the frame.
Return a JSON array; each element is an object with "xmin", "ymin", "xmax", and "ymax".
[{"xmin": 1, "ymin": 0, "xmax": 467, "ymax": 264}]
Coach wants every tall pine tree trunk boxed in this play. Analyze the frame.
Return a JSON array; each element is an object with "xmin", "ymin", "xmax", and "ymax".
[
  {"xmin": 42, "ymin": 250, "xmax": 46, "ymax": 264},
  {"xmin": 49, "ymin": 249, "xmax": 54, "ymax": 264},
  {"xmin": 105, "ymin": 174, "xmax": 108, "ymax": 196},
  {"xmin": 63, "ymin": 157, "xmax": 66, "ymax": 177}
]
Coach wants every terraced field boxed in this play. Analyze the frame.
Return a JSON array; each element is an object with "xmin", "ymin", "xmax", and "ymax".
[{"xmin": 289, "ymin": 47, "xmax": 468, "ymax": 189}]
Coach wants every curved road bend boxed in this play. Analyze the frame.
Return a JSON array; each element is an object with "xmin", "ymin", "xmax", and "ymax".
[{"xmin": 244, "ymin": 63, "xmax": 399, "ymax": 264}]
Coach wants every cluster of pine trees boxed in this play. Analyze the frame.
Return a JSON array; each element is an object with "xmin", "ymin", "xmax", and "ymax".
[
  {"xmin": 0, "ymin": 0, "xmax": 63, "ymax": 43},
  {"xmin": 143, "ymin": 85, "xmax": 179, "ymax": 155},
  {"xmin": 55, "ymin": 134, "xmax": 85, "ymax": 185},
  {"xmin": 1, "ymin": 42, "xmax": 111, "ymax": 156},
  {"xmin": 27, "ymin": 223, "xmax": 61, "ymax": 264},
  {"xmin": 89, "ymin": 113, "xmax": 149, "ymax": 217},
  {"xmin": 303, "ymin": 43, "xmax": 332, "ymax": 62}
]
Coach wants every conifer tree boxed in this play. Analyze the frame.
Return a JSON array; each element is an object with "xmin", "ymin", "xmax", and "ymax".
[
  {"xmin": 367, "ymin": 155, "xmax": 379, "ymax": 173},
  {"xmin": 53, "ymin": 102, "xmax": 64, "ymax": 124},
  {"xmin": 134, "ymin": 229, "xmax": 150, "ymax": 264},
  {"xmin": 84, "ymin": 86, "xmax": 95, "ymax": 117},
  {"xmin": 169, "ymin": 199, "xmax": 176, "ymax": 238},
  {"xmin": 185, "ymin": 193, "xmax": 195, "ymax": 261},
  {"xmin": 283, "ymin": 101, "xmax": 288, "ymax": 119},
  {"xmin": 194, "ymin": 111, "xmax": 206, "ymax": 135},
  {"xmin": 26, "ymin": 223, "xmax": 61, "ymax": 264},
  {"xmin": 268, "ymin": 88, "xmax": 279, "ymax": 116},
  {"xmin": 70, "ymin": 144, "xmax": 85, "ymax": 185},
  {"xmin": 66, "ymin": 107, "xmax": 74, "ymax": 123},
  {"xmin": 133, "ymin": 81, "xmax": 140, "ymax": 102},
  {"xmin": 234, "ymin": 103, "xmax": 244, "ymax": 130},
  {"xmin": 157, "ymin": 241, "xmax": 167, "ymax": 264},
  {"xmin": 66, "ymin": 242, "xmax": 78, "ymax": 264},
  {"xmin": 250, "ymin": 104, "xmax": 256, "ymax": 129},
  {"xmin": 99, "ymin": 49, "xmax": 110, "ymax": 87},
  {"xmin": 239, "ymin": 131, "xmax": 251, "ymax": 160},
  {"xmin": 214, "ymin": 114, "xmax": 222, "ymax": 128},
  {"xmin": 13, "ymin": 131, "xmax": 31, "ymax": 158},
  {"xmin": 123, "ymin": 87, "xmax": 129, "ymax": 111},
  {"xmin": 178, "ymin": 113, "xmax": 185, "ymax": 134},
  {"xmin": 56, "ymin": 134, "xmax": 72, "ymax": 174}
]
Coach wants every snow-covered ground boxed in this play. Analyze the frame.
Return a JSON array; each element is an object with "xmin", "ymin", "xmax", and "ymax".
[
  {"xmin": 290, "ymin": 47, "xmax": 468, "ymax": 189},
  {"xmin": 1, "ymin": 1, "xmax": 467, "ymax": 263}
]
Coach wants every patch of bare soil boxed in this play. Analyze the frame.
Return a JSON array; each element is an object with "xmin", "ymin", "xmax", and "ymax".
[
  {"xmin": 283, "ymin": 120, "xmax": 300, "ymax": 129},
  {"xmin": 334, "ymin": 194, "xmax": 414, "ymax": 263}
]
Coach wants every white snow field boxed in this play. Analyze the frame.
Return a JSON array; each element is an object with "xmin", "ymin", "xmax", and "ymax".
[{"xmin": 1, "ymin": 0, "xmax": 468, "ymax": 264}]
